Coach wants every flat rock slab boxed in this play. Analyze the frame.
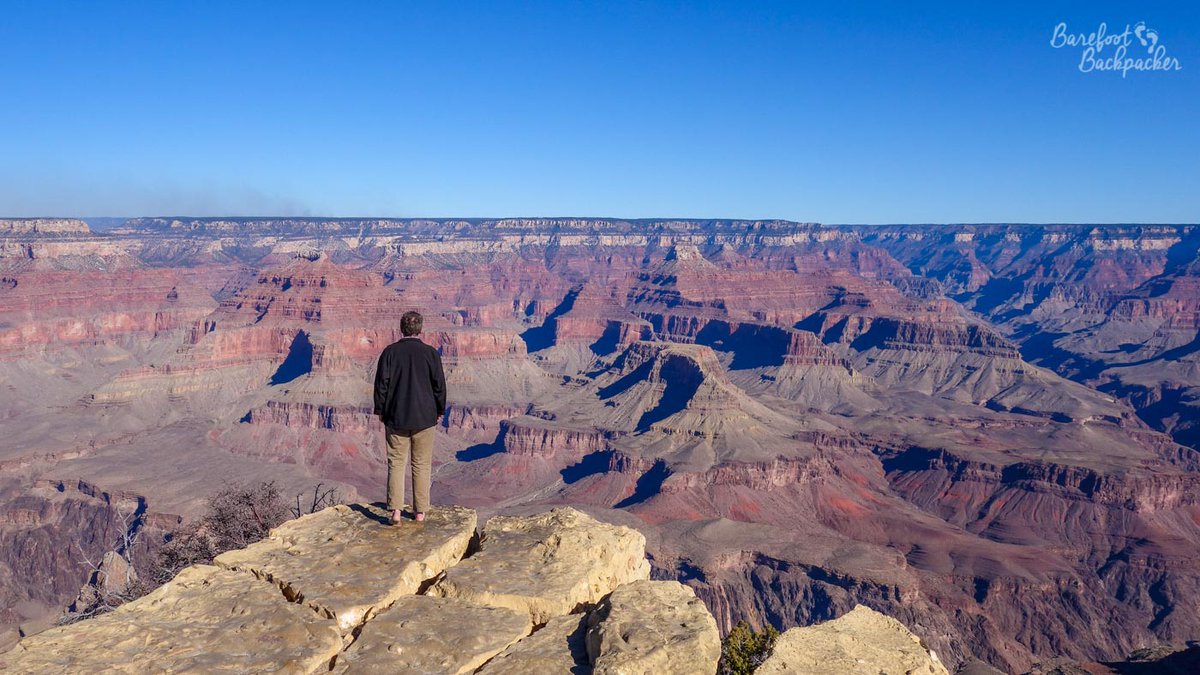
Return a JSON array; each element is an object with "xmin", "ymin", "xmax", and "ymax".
[
  {"xmin": 334, "ymin": 595, "xmax": 531, "ymax": 675},
  {"xmin": 214, "ymin": 503, "xmax": 476, "ymax": 632},
  {"xmin": 0, "ymin": 564, "xmax": 341, "ymax": 674},
  {"xmin": 478, "ymin": 613, "xmax": 590, "ymax": 674},
  {"xmin": 586, "ymin": 579, "xmax": 721, "ymax": 675},
  {"xmin": 757, "ymin": 605, "xmax": 949, "ymax": 675},
  {"xmin": 431, "ymin": 507, "xmax": 650, "ymax": 624}
]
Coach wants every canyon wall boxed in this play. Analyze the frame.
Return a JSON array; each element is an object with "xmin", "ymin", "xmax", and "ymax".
[{"xmin": 1, "ymin": 218, "xmax": 1197, "ymax": 672}]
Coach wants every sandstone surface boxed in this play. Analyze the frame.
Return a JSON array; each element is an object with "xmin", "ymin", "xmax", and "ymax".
[
  {"xmin": 586, "ymin": 579, "xmax": 721, "ymax": 675},
  {"xmin": 757, "ymin": 605, "xmax": 949, "ymax": 675},
  {"xmin": 0, "ymin": 564, "xmax": 342, "ymax": 674},
  {"xmin": 430, "ymin": 507, "xmax": 651, "ymax": 623},
  {"xmin": 214, "ymin": 503, "xmax": 477, "ymax": 632},
  {"xmin": 478, "ymin": 613, "xmax": 590, "ymax": 674},
  {"xmin": 333, "ymin": 595, "xmax": 530, "ymax": 674},
  {"xmin": 1, "ymin": 504, "xmax": 739, "ymax": 674}
]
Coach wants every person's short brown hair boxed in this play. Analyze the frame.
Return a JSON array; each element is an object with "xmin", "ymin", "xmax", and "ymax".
[{"xmin": 401, "ymin": 311, "xmax": 423, "ymax": 336}]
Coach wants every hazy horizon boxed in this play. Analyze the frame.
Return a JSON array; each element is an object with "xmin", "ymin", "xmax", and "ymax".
[{"xmin": 7, "ymin": 215, "xmax": 1200, "ymax": 228}]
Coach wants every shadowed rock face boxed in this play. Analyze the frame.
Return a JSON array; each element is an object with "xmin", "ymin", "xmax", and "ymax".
[
  {"xmin": 478, "ymin": 613, "xmax": 591, "ymax": 674},
  {"xmin": 0, "ymin": 479, "xmax": 172, "ymax": 647},
  {"xmin": 1, "ymin": 218, "xmax": 1199, "ymax": 672}
]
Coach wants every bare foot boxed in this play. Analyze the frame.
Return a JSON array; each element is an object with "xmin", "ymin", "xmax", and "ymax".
[
  {"xmin": 391, "ymin": 509, "xmax": 402, "ymax": 525},
  {"xmin": 414, "ymin": 512, "xmax": 426, "ymax": 522}
]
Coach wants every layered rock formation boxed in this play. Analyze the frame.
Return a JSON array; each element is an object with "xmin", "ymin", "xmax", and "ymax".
[
  {"xmin": 853, "ymin": 224, "xmax": 1200, "ymax": 451},
  {"xmin": 2, "ymin": 217, "xmax": 1198, "ymax": 672},
  {"xmin": 0, "ymin": 219, "xmax": 90, "ymax": 236},
  {"xmin": 0, "ymin": 478, "xmax": 176, "ymax": 652}
]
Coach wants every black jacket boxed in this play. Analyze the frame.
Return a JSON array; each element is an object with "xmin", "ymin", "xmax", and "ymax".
[{"xmin": 373, "ymin": 337, "xmax": 447, "ymax": 431}]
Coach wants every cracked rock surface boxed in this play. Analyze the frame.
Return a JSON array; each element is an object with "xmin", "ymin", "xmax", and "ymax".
[
  {"xmin": 586, "ymin": 579, "xmax": 721, "ymax": 675},
  {"xmin": 0, "ymin": 564, "xmax": 342, "ymax": 674},
  {"xmin": 334, "ymin": 595, "xmax": 531, "ymax": 674},
  {"xmin": 214, "ymin": 503, "xmax": 476, "ymax": 633},
  {"xmin": 1, "ymin": 504, "xmax": 944, "ymax": 675},
  {"xmin": 430, "ymin": 507, "xmax": 650, "ymax": 624},
  {"xmin": 479, "ymin": 613, "xmax": 591, "ymax": 674}
]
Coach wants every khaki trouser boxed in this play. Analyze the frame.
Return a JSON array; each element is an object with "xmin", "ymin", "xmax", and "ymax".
[{"xmin": 385, "ymin": 426, "xmax": 435, "ymax": 513}]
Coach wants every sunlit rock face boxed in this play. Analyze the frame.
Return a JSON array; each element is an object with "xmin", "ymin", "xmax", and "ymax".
[
  {"xmin": 1, "ymin": 505, "xmax": 724, "ymax": 674},
  {"xmin": 429, "ymin": 507, "xmax": 651, "ymax": 624},
  {"xmin": 586, "ymin": 579, "xmax": 722, "ymax": 675},
  {"xmin": 2, "ymin": 564, "xmax": 346, "ymax": 673},
  {"xmin": 1, "ymin": 503, "xmax": 960, "ymax": 674},
  {"xmin": 214, "ymin": 504, "xmax": 478, "ymax": 633},
  {"xmin": 758, "ymin": 605, "xmax": 949, "ymax": 675},
  {"xmin": 1, "ymin": 218, "xmax": 1199, "ymax": 672}
]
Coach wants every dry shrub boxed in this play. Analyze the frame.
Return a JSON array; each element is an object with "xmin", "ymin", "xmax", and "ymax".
[{"xmin": 62, "ymin": 480, "xmax": 340, "ymax": 622}]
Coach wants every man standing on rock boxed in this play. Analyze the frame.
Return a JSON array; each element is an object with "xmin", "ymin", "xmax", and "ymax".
[{"xmin": 373, "ymin": 310, "xmax": 447, "ymax": 525}]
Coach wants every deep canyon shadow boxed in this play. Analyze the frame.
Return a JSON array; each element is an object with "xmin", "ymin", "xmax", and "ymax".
[{"xmin": 269, "ymin": 330, "xmax": 314, "ymax": 386}]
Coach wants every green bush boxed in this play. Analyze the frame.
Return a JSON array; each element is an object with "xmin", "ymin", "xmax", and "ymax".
[{"xmin": 719, "ymin": 620, "xmax": 780, "ymax": 674}]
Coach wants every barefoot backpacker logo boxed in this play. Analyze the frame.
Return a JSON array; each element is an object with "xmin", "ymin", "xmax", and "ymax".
[{"xmin": 1050, "ymin": 22, "xmax": 1182, "ymax": 76}]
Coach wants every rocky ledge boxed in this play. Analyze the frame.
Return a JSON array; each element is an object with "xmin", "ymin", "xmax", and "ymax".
[
  {"xmin": 0, "ymin": 504, "xmax": 941, "ymax": 674},
  {"xmin": 759, "ymin": 606, "xmax": 948, "ymax": 675}
]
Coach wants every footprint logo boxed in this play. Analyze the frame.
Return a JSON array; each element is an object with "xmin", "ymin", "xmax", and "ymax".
[{"xmin": 1134, "ymin": 22, "xmax": 1159, "ymax": 53}]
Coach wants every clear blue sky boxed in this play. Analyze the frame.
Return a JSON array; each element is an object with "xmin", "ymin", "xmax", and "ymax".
[{"xmin": 1, "ymin": 1, "xmax": 1196, "ymax": 223}]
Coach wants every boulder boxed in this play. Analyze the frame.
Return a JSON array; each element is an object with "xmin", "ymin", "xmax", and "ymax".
[
  {"xmin": 757, "ymin": 605, "xmax": 949, "ymax": 675},
  {"xmin": 0, "ymin": 565, "xmax": 341, "ymax": 674},
  {"xmin": 214, "ymin": 503, "xmax": 476, "ymax": 632},
  {"xmin": 333, "ymin": 595, "xmax": 531, "ymax": 674},
  {"xmin": 95, "ymin": 550, "xmax": 137, "ymax": 596},
  {"xmin": 66, "ymin": 550, "xmax": 138, "ymax": 615},
  {"xmin": 430, "ymin": 507, "xmax": 650, "ymax": 623},
  {"xmin": 586, "ymin": 579, "xmax": 721, "ymax": 675},
  {"xmin": 478, "ymin": 613, "xmax": 590, "ymax": 674}
]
